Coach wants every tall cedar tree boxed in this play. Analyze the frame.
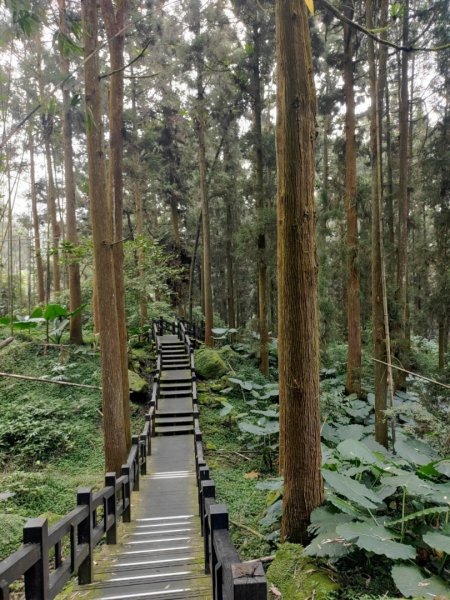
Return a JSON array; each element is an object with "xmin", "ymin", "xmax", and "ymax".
[
  {"xmin": 99, "ymin": 0, "xmax": 131, "ymax": 450},
  {"xmin": 191, "ymin": 0, "xmax": 213, "ymax": 347},
  {"xmin": 81, "ymin": 0, "xmax": 128, "ymax": 472},
  {"xmin": 343, "ymin": 4, "xmax": 361, "ymax": 396},
  {"xmin": 276, "ymin": 0, "xmax": 323, "ymax": 542},
  {"xmin": 58, "ymin": 0, "xmax": 83, "ymax": 344}
]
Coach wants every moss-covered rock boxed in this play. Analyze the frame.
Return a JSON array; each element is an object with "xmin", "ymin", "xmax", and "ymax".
[
  {"xmin": 195, "ymin": 348, "xmax": 227, "ymax": 379},
  {"xmin": 0, "ymin": 513, "xmax": 26, "ymax": 560},
  {"xmin": 218, "ymin": 344, "xmax": 239, "ymax": 364},
  {"xmin": 128, "ymin": 370, "xmax": 149, "ymax": 394},
  {"xmin": 267, "ymin": 542, "xmax": 339, "ymax": 599}
]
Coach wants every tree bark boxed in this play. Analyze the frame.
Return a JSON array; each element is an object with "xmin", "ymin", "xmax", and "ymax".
[
  {"xmin": 99, "ymin": 0, "xmax": 131, "ymax": 449},
  {"xmin": 367, "ymin": 0, "xmax": 390, "ymax": 448},
  {"xmin": 82, "ymin": 0, "xmax": 127, "ymax": 473},
  {"xmin": 192, "ymin": 0, "xmax": 213, "ymax": 347},
  {"xmin": 276, "ymin": 0, "xmax": 323, "ymax": 543},
  {"xmin": 395, "ymin": 0, "xmax": 410, "ymax": 390},
  {"xmin": 36, "ymin": 35, "xmax": 61, "ymax": 296},
  {"xmin": 28, "ymin": 126, "xmax": 45, "ymax": 304},
  {"xmin": 58, "ymin": 0, "xmax": 83, "ymax": 344},
  {"xmin": 343, "ymin": 4, "xmax": 361, "ymax": 396},
  {"xmin": 252, "ymin": 17, "xmax": 269, "ymax": 375}
]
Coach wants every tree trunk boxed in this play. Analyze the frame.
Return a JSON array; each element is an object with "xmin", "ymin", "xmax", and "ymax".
[
  {"xmin": 28, "ymin": 126, "xmax": 45, "ymax": 304},
  {"xmin": 192, "ymin": 0, "xmax": 213, "ymax": 347},
  {"xmin": 82, "ymin": 0, "xmax": 127, "ymax": 473},
  {"xmin": 276, "ymin": 0, "xmax": 323, "ymax": 543},
  {"xmin": 100, "ymin": 0, "xmax": 131, "ymax": 450},
  {"xmin": 58, "ymin": 0, "xmax": 83, "ymax": 344},
  {"xmin": 367, "ymin": 0, "xmax": 390, "ymax": 448},
  {"xmin": 395, "ymin": 0, "xmax": 410, "ymax": 390},
  {"xmin": 36, "ymin": 35, "xmax": 61, "ymax": 296},
  {"xmin": 252, "ymin": 17, "xmax": 269, "ymax": 375},
  {"xmin": 343, "ymin": 4, "xmax": 361, "ymax": 396}
]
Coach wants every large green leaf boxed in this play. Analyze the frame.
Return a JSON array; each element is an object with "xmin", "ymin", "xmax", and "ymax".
[
  {"xmin": 251, "ymin": 409, "xmax": 278, "ymax": 418},
  {"xmin": 255, "ymin": 478, "xmax": 283, "ymax": 491},
  {"xmin": 259, "ymin": 499, "xmax": 282, "ymax": 527},
  {"xmin": 327, "ymin": 494, "xmax": 365, "ymax": 518},
  {"xmin": 386, "ymin": 506, "xmax": 449, "ymax": 527},
  {"xmin": 423, "ymin": 531, "xmax": 450, "ymax": 554},
  {"xmin": 336, "ymin": 521, "xmax": 415, "ymax": 559},
  {"xmin": 391, "ymin": 564, "xmax": 449, "ymax": 598},
  {"xmin": 44, "ymin": 304, "xmax": 68, "ymax": 320},
  {"xmin": 394, "ymin": 437, "xmax": 439, "ymax": 466},
  {"xmin": 322, "ymin": 470, "xmax": 383, "ymax": 510},
  {"xmin": 239, "ymin": 421, "xmax": 274, "ymax": 436},
  {"xmin": 435, "ymin": 460, "xmax": 450, "ymax": 477},
  {"xmin": 334, "ymin": 424, "xmax": 365, "ymax": 441},
  {"xmin": 305, "ymin": 507, "xmax": 353, "ymax": 558},
  {"xmin": 30, "ymin": 306, "xmax": 43, "ymax": 318},
  {"xmin": 380, "ymin": 472, "xmax": 436, "ymax": 498},
  {"xmin": 219, "ymin": 402, "xmax": 233, "ymax": 417},
  {"xmin": 337, "ymin": 439, "xmax": 378, "ymax": 464}
]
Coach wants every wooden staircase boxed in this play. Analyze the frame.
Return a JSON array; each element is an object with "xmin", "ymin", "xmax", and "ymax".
[{"xmin": 155, "ymin": 337, "xmax": 195, "ymax": 436}]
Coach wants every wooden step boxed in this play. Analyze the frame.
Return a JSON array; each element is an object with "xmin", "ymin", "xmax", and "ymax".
[
  {"xmin": 162, "ymin": 353, "xmax": 188, "ymax": 359},
  {"xmin": 155, "ymin": 416, "xmax": 194, "ymax": 426},
  {"xmin": 160, "ymin": 369, "xmax": 192, "ymax": 382},
  {"xmin": 159, "ymin": 382, "xmax": 192, "ymax": 389},
  {"xmin": 159, "ymin": 389, "xmax": 192, "ymax": 398},
  {"xmin": 155, "ymin": 425, "xmax": 194, "ymax": 436},
  {"xmin": 162, "ymin": 364, "xmax": 190, "ymax": 371}
]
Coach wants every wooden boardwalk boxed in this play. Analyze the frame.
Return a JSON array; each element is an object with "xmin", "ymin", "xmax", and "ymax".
[{"xmin": 71, "ymin": 335, "xmax": 211, "ymax": 600}]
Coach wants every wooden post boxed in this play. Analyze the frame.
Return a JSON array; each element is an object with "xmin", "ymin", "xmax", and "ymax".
[
  {"xmin": 0, "ymin": 580, "xmax": 9, "ymax": 600},
  {"xmin": 201, "ymin": 481, "xmax": 215, "ymax": 573},
  {"xmin": 23, "ymin": 517, "xmax": 49, "ymax": 600},
  {"xmin": 198, "ymin": 466, "xmax": 210, "ymax": 528},
  {"xmin": 145, "ymin": 413, "xmax": 152, "ymax": 456},
  {"xmin": 132, "ymin": 435, "xmax": 140, "ymax": 492},
  {"xmin": 208, "ymin": 504, "xmax": 228, "ymax": 600},
  {"xmin": 159, "ymin": 316, "xmax": 164, "ymax": 335},
  {"xmin": 105, "ymin": 473, "xmax": 117, "ymax": 544},
  {"xmin": 139, "ymin": 434, "xmax": 147, "ymax": 475},
  {"xmin": 121, "ymin": 464, "xmax": 131, "ymax": 522},
  {"xmin": 77, "ymin": 488, "xmax": 93, "ymax": 584},
  {"xmin": 232, "ymin": 561, "xmax": 267, "ymax": 599}
]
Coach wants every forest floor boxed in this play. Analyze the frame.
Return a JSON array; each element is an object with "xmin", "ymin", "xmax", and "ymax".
[{"xmin": 0, "ymin": 333, "xmax": 449, "ymax": 600}]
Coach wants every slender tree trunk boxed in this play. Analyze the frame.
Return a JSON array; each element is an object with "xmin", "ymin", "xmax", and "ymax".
[
  {"xmin": 82, "ymin": 0, "xmax": 127, "ymax": 473},
  {"xmin": 343, "ymin": 5, "xmax": 361, "ymax": 396},
  {"xmin": 36, "ymin": 36, "xmax": 61, "ymax": 296},
  {"xmin": 252, "ymin": 18, "xmax": 269, "ymax": 375},
  {"xmin": 276, "ymin": 0, "xmax": 323, "ymax": 543},
  {"xmin": 188, "ymin": 212, "xmax": 202, "ymax": 323},
  {"xmin": 100, "ymin": 0, "xmax": 131, "ymax": 449},
  {"xmin": 192, "ymin": 0, "xmax": 213, "ymax": 347},
  {"xmin": 58, "ymin": 0, "xmax": 83, "ymax": 344},
  {"xmin": 385, "ymin": 86, "xmax": 395, "ymax": 267},
  {"xmin": 367, "ymin": 0, "xmax": 391, "ymax": 448},
  {"xmin": 395, "ymin": 0, "xmax": 410, "ymax": 390},
  {"xmin": 28, "ymin": 127, "xmax": 45, "ymax": 304}
]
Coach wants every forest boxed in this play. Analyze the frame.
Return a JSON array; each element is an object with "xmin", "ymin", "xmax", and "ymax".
[{"xmin": 0, "ymin": 0, "xmax": 449, "ymax": 598}]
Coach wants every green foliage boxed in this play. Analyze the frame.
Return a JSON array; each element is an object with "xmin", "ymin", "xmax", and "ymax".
[
  {"xmin": 266, "ymin": 543, "xmax": 339, "ymax": 599},
  {"xmin": 0, "ymin": 513, "xmax": 26, "ymax": 560},
  {"xmin": 391, "ymin": 564, "xmax": 449, "ymax": 598}
]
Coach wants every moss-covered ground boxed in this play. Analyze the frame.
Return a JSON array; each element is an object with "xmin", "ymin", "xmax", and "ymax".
[{"xmin": 0, "ymin": 336, "xmax": 150, "ymax": 561}]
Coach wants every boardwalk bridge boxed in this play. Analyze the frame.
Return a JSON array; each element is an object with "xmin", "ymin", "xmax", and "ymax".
[{"xmin": 0, "ymin": 319, "xmax": 267, "ymax": 600}]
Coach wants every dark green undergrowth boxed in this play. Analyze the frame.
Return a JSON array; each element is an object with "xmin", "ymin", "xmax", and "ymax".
[
  {"xmin": 0, "ymin": 338, "xmax": 152, "ymax": 563},
  {"xmin": 198, "ymin": 380, "xmax": 273, "ymax": 560},
  {"xmin": 198, "ymin": 342, "xmax": 450, "ymax": 600}
]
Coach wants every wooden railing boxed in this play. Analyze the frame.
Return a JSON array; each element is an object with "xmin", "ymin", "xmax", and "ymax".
[
  {"xmin": 161, "ymin": 318, "xmax": 267, "ymax": 600},
  {"xmin": 0, "ymin": 373, "xmax": 157, "ymax": 600}
]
